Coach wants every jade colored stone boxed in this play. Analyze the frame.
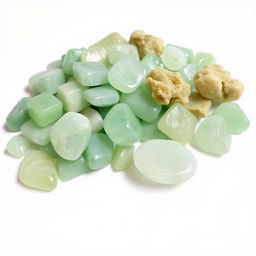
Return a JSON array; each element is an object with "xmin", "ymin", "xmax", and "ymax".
[
  {"xmin": 112, "ymin": 145, "xmax": 135, "ymax": 171},
  {"xmin": 120, "ymin": 84, "xmax": 162, "ymax": 122},
  {"xmin": 57, "ymin": 155, "xmax": 90, "ymax": 182},
  {"xmin": 193, "ymin": 116, "xmax": 231, "ymax": 155},
  {"xmin": 158, "ymin": 103, "xmax": 197, "ymax": 144},
  {"xmin": 62, "ymin": 48, "xmax": 82, "ymax": 76},
  {"xmin": 83, "ymin": 85, "xmax": 120, "ymax": 107},
  {"xmin": 212, "ymin": 103, "xmax": 250, "ymax": 134},
  {"xmin": 83, "ymin": 133, "xmax": 113, "ymax": 169},
  {"xmin": 108, "ymin": 56, "xmax": 146, "ymax": 93},
  {"xmin": 168, "ymin": 44, "xmax": 193, "ymax": 63},
  {"xmin": 180, "ymin": 63, "xmax": 200, "ymax": 88},
  {"xmin": 57, "ymin": 81, "xmax": 89, "ymax": 112},
  {"xmin": 81, "ymin": 47, "xmax": 109, "ymax": 66},
  {"xmin": 50, "ymin": 112, "xmax": 91, "ymax": 160},
  {"xmin": 191, "ymin": 52, "xmax": 216, "ymax": 68},
  {"xmin": 19, "ymin": 150, "xmax": 57, "ymax": 191},
  {"xmin": 21, "ymin": 120, "xmax": 54, "ymax": 145},
  {"xmin": 141, "ymin": 53, "xmax": 161, "ymax": 73},
  {"xmin": 73, "ymin": 62, "xmax": 108, "ymax": 86},
  {"xmin": 103, "ymin": 103, "xmax": 141, "ymax": 145},
  {"xmin": 80, "ymin": 107, "xmax": 103, "ymax": 132},
  {"xmin": 6, "ymin": 98, "xmax": 29, "ymax": 132},
  {"xmin": 28, "ymin": 93, "xmax": 63, "ymax": 127},
  {"xmin": 38, "ymin": 143, "xmax": 58, "ymax": 157},
  {"xmin": 134, "ymin": 140, "xmax": 197, "ymax": 185},
  {"xmin": 97, "ymin": 106, "xmax": 112, "ymax": 119},
  {"xmin": 47, "ymin": 60, "xmax": 62, "ymax": 70}
]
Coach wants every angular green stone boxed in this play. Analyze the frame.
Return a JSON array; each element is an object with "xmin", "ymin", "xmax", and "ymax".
[
  {"xmin": 83, "ymin": 133, "xmax": 113, "ymax": 169},
  {"xmin": 112, "ymin": 145, "xmax": 135, "ymax": 171},
  {"xmin": 180, "ymin": 63, "xmax": 200, "ymax": 88},
  {"xmin": 81, "ymin": 47, "xmax": 109, "ymax": 66},
  {"xmin": 158, "ymin": 103, "xmax": 198, "ymax": 144},
  {"xmin": 47, "ymin": 60, "xmax": 62, "ymax": 70},
  {"xmin": 193, "ymin": 116, "xmax": 232, "ymax": 155},
  {"xmin": 120, "ymin": 84, "xmax": 162, "ymax": 122},
  {"xmin": 28, "ymin": 93, "xmax": 63, "ymax": 127},
  {"xmin": 212, "ymin": 103, "xmax": 250, "ymax": 134},
  {"xmin": 56, "ymin": 155, "xmax": 90, "ymax": 182},
  {"xmin": 168, "ymin": 44, "xmax": 193, "ymax": 63},
  {"xmin": 141, "ymin": 53, "xmax": 161, "ymax": 73},
  {"xmin": 62, "ymin": 48, "xmax": 82, "ymax": 76},
  {"xmin": 81, "ymin": 107, "xmax": 103, "ymax": 132},
  {"xmin": 73, "ymin": 62, "xmax": 108, "ymax": 86},
  {"xmin": 97, "ymin": 106, "xmax": 113, "ymax": 119},
  {"xmin": 191, "ymin": 52, "xmax": 216, "ymax": 68},
  {"xmin": 6, "ymin": 98, "xmax": 29, "ymax": 132},
  {"xmin": 83, "ymin": 85, "xmax": 120, "ymax": 107}
]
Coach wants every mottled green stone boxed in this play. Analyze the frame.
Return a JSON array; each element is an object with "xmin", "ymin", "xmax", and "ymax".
[
  {"xmin": 81, "ymin": 47, "xmax": 109, "ymax": 66},
  {"xmin": 141, "ymin": 53, "xmax": 161, "ymax": 73},
  {"xmin": 191, "ymin": 52, "xmax": 216, "ymax": 68},
  {"xmin": 62, "ymin": 48, "xmax": 82, "ymax": 76},
  {"xmin": 112, "ymin": 145, "xmax": 135, "ymax": 171}
]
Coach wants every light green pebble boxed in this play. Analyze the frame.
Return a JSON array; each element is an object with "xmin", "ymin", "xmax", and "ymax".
[
  {"xmin": 141, "ymin": 53, "xmax": 161, "ymax": 73},
  {"xmin": 191, "ymin": 52, "xmax": 216, "ymax": 68},
  {"xmin": 168, "ymin": 44, "xmax": 193, "ymax": 63},
  {"xmin": 80, "ymin": 47, "xmax": 109, "ymax": 66},
  {"xmin": 112, "ymin": 145, "xmax": 135, "ymax": 171},
  {"xmin": 62, "ymin": 48, "xmax": 82, "ymax": 76},
  {"xmin": 47, "ymin": 60, "xmax": 62, "ymax": 70},
  {"xmin": 180, "ymin": 63, "xmax": 201, "ymax": 88},
  {"xmin": 80, "ymin": 107, "xmax": 103, "ymax": 132}
]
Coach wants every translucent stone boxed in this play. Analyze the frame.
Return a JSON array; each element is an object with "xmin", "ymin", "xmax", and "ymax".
[
  {"xmin": 50, "ymin": 112, "xmax": 91, "ymax": 160},
  {"xmin": 212, "ymin": 103, "xmax": 250, "ymax": 134},
  {"xmin": 83, "ymin": 85, "xmax": 120, "ymax": 107},
  {"xmin": 112, "ymin": 145, "xmax": 135, "ymax": 171},
  {"xmin": 193, "ymin": 116, "xmax": 232, "ymax": 155},
  {"xmin": 47, "ymin": 60, "xmax": 62, "ymax": 70},
  {"xmin": 56, "ymin": 155, "xmax": 90, "ymax": 182},
  {"xmin": 62, "ymin": 48, "xmax": 82, "ymax": 76},
  {"xmin": 57, "ymin": 81, "xmax": 89, "ymax": 112},
  {"xmin": 103, "ymin": 103, "xmax": 141, "ymax": 145},
  {"xmin": 191, "ymin": 52, "xmax": 216, "ymax": 68},
  {"xmin": 38, "ymin": 143, "xmax": 58, "ymax": 157},
  {"xmin": 161, "ymin": 45, "xmax": 187, "ymax": 71},
  {"xmin": 134, "ymin": 140, "xmax": 197, "ymax": 185},
  {"xmin": 21, "ymin": 120, "xmax": 54, "ymax": 145},
  {"xmin": 108, "ymin": 44, "xmax": 139, "ymax": 64},
  {"xmin": 80, "ymin": 107, "xmax": 103, "ymax": 132},
  {"xmin": 141, "ymin": 53, "xmax": 161, "ymax": 73},
  {"xmin": 27, "ymin": 93, "xmax": 63, "ymax": 127},
  {"xmin": 168, "ymin": 44, "xmax": 193, "ymax": 63},
  {"xmin": 73, "ymin": 62, "xmax": 108, "ymax": 86},
  {"xmin": 19, "ymin": 150, "xmax": 57, "ymax": 191},
  {"xmin": 120, "ymin": 84, "xmax": 162, "ymax": 122},
  {"xmin": 97, "ymin": 106, "xmax": 112, "ymax": 119},
  {"xmin": 80, "ymin": 47, "xmax": 109, "ymax": 66},
  {"xmin": 158, "ymin": 103, "xmax": 198, "ymax": 144},
  {"xmin": 83, "ymin": 133, "xmax": 113, "ymax": 169},
  {"xmin": 6, "ymin": 98, "xmax": 29, "ymax": 132},
  {"xmin": 180, "ymin": 63, "xmax": 200, "ymax": 88},
  {"xmin": 108, "ymin": 56, "xmax": 146, "ymax": 93}
]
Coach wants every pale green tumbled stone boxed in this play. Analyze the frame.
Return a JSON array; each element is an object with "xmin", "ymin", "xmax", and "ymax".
[
  {"xmin": 50, "ymin": 112, "xmax": 91, "ymax": 160},
  {"xmin": 112, "ymin": 145, "xmax": 135, "ymax": 171},
  {"xmin": 103, "ymin": 103, "xmax": 141, "ymax": 145},
  {"xmin": 141, "ymin": 53, "xmax": 161, "ymax": 73},
  {"xmin": 158, "ymin": 103, "xmax": 197, "ymax": 144},
  {"xmin": 180, "ymin": 63, "xmax": 200, "ymax": 88},
  {"xmin": 134, "ymin": 140, "xmax": 197, "ymax": 185},
  {"xmin": 73, "ymin": 62, "xmax": 108, "ymax": 86},
  {"xmin": 108, "ymin": 56, "xmax": 146, "ymax": 93},
  {"xmin": 191, "ymin": 52, "xmax": 216, "ymax": 68},
  {"xmin": 81, "ymin": 47, "xmax": 109, "ymax": 66},
  {"xmin": 168, "ymin": 44, "xmax": 193, "ymax": 63},
  {"xmin": 62, "ymin": 48, "xmax": 82, "ymax": 76},
  {"xmin": 80, "ymin": 107, "xmax": 103, "ymax": 132},
  {"xmin": 193, "ymin": 116, "xmax": 232, "ymax": 155},
  {"xmin": 212, "ymin": 103, "xmax": 250, "ymax": 134},
  {"xmin": 47, "ymin": 60, "xmax": 62, "ymax": 70},
  {"xmin": 19, "ymin": 150, "xmax": 57, "ymax": 191},
  {"xmin": 83, "ymin": 85, "xmax": 120, "ymax": 107}
]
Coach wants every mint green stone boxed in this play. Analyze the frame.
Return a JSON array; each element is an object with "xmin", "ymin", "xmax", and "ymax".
[
  {"xmin": 6, "ymin": 98, "xmax": 29, "ymax": 132},
  {"xmin": 180, "ymin": 63, "xmax": 200, "ymax": 88},
  {"xmin": 47, "ymin": 60, "xmax": 62, "ymax": 70},
  {"xmin": 83, "ymin": 133, "xmax": 113, "ymax": 169},
  {"xmin": 112, "ymin": 145, "xmax": 135, "ymax": 171},
  {"xmin": 38, "ymin": 143, "xmax": 58, "ymax": 157},
  {"xmin": 81, "ymin": 47, "xmax": 109, "ymax": 66},
  {"xmin": 191, "ymin": 52, "xmax": 216, "ymax": 68},
  {"xmin": 103, "ymin": 103, "xmax": 141, "ymax": 145},
  {"xmin": 108, "ymin": 56, "xmax": 146, "ymax": 93},
  {"xmin": 141, "ymin": 53, "xmax": 161, "ymax": 73},
  {"xmin": 120, "ymin": 84, "xmax": 161, "ymax": 122},
  {"xmin": 83, "ymin": 85, "xmax": 120, "ymax": 107},
  {"xmin": 62, "ymin": 48, "xmax": 82, "ymax": 76},
  {"xmin": 168, "ymin": 44, "xmax": 193, "ymax": 63},
  {"xmin": 27, "ymin": 93, "xmax": 63, "ymax": 127},
  {"xmin": 158, "ymin": 103, "xmax": 198, "ymax": 144},
  {"xmin": 57, "ymin": 155, "xmax": 90, "ymax": 181},
  {"xmin": 212, "ymin": 103, "xmax": 250, "ymax": 134},
  {"xmin": 73, "ymin": 62, "xmax": 108, "ymax": 86},
  {"xmin": 97, "ymin": 106, "xmax": 112, "ymax": 119}
]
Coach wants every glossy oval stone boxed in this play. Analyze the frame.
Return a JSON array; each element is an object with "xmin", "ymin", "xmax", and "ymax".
[
  {"xmin": 134, "ymin": 140, "xmax": 197, "ymax": 185},
  {"xmin": 80, "ymin": 47, "xmax": 109, "ymax": 66},
  {"xmin": 62, "ymin": 48, "xmax": 82, "ymax": 76},
  {"xmin": 80, "ymin": 107, "xmax": 103, "ymax": 132},
  {"xmin": 50, "ymin": 112, "xmax": 91, "ymax": 160},
  {"xmin": 141, "ymin": 53, "xmax": 161, "ymax": 73},
  {"xmin": 191, "ymin": 52, "xmax": 216, "ymax": 68},
  {"xmin": 112, "ymin": 145, "xmax": 135, "ymax": 171}
]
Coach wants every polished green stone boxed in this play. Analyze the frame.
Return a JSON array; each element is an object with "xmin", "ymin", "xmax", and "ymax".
[
  {"xmin": 97, "ymin": 106, "xmax": 112, "ymax": 119},
  {"xmin": 6, "ymin": 98, "xmax": 29, "ymax": 132},
  {"xmin": 180, "ymin": 63, "xmax": 200, "ymax": 88},
  {"xmin": 120, "ymin": 84, "xmax": 161, "ymax": 122},
  {"xmin": 212, "ymin": 103, "xmax": 250, "ymax": 134},
  {"xmin": 62, "ymin": 48, "xmax": 82, "ymax": 76},
  {"xmin": 103, "ymin": 103, "xmax": 141, "ymax": 145},
  {"xmin": 141, "ymin": 53, "xmax": 161, "ymax": 73},
  {"xmin": 191, "ymin": 52, "xmax": 216, "ymax": 68},
  {"xmin": 83, "ymin": 85, "xmax": 120, "ymax": 107},
  {"xmin": 112, "ymin": 145, "xmax": 135, "ymax": 171},
  {"xmin": 38, "ymin": 143, "xmax": 58, "ymax": 157},
  {"xmin": 158, "ymin": 103, "xmax": 198, "ymax": 144},
  {"xmin": 193, "ymin": 116, "xmax": 231, "ymax": 155},
  {"xmin": 168, "ymin": 44, "xmax": 193, "ymax": 63},
  {"xmin": 81, "ymin": 47, "xmax": 109, "ymax": 66},
  {"xmin": 47, "ymin": 60, "xmax": 62, "ymax": 70},
  {"xmin": 80, "ymin": 107, "xmax": 103, "ymax": 132},
  {"xmin": 57, "ymin": 155, "xmax": 90, "ymax": 181},
  {"xmin": 73, "ymin": 62, "xmax": 108, "ymax": 86}
]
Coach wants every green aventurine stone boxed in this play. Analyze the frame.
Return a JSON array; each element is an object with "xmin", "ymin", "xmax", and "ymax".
[
  {"xmin": 120, "ymin": 84, "xmax": 162, "ymax": 123},
  {"xmin": 108, "ymin": 56, "xmax": 146, "ymax": 93},
  {"xmin": 56, "ymin": 155, "xmax": 90, "ymax": 181},
  {"xmin": 169, "ymin": 44, "xmax": 193, "ymax": 63},
  {"xmin": 19, "ymin": 150, "xmax": 57, "ymax": 191},
  {"xmin": 112, "ymin": 145, "xmax": 135, "ymax": 171},
  {"xmin": 193, "ymin": 116, "xmax": 232, "ymax": 155},
  {"xmin": 158, "ymin": 103, "xmax": 197, "ymax": 144},
  {"xmin": 81, "ymin": 107, "xmax": 103, "ymax": 132},
  {"xmin": 141, "ymin": 53, "xmax": 161, "ymax": 73},
  {"xmin": 212, "ymin": 103, "xmax": 250, "ymax": 134},
  {"xmin": 191, "ymin": 52, "xmax": 216, "ymax": 68},
  {"xmin": 103, "ymin": 103, "xmax": 141, "ymax": 145},
  {"xmin": 180, "ymin": 63, "xmax": 200, "ymax": 88},
  {"xmin": 50, "ymin": 112, "xmax": 91, "ymax": 161},
  {"xmin": 134, "ymin": 140, "xmax": 197, "ymax": 185},
  {"xmin": 28, "ymin": 93, "xmax": 63, "ymax": 127},
  {"xmin": 83, "ymin": 133, "xmax": 113, "ymax": 169},
  {"xmin": 80, "ymin": 47, "xmax": 109, "ymax": 66},
  {"xmin": 73, "ymin": 62, "xmax": 108, "ymax": 86},
  {"xmin": 6, "ymin": 98, "xmax": 29, "ymax": 132},
  {"xmin": 83, "ymin": 85, "xmax": 120, "ymax": 107},
  {"xmin": 62, "ymin": 48, "xmax": 82, "ymax": 76}
]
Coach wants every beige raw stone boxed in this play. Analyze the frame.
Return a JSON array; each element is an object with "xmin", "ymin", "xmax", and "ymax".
[
  {"xmin": 194, "ymin": 64, "xmax": 244, "ymax": 103},
  {"xmin": 129, "ymin": 30, "xmax": 164, "ymax": 58}
]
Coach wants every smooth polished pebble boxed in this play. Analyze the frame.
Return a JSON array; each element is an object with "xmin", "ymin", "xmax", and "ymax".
[
  {"xmin": 80, "ymin": 107, "xmax": 103, "ymax": 132},
  {"xmin": 62, "ymin": 48, "xmax": 82, "ymax": 76},
  {"xmin": 134, "ymin": 139, "xmax": 197, "ymax": 185},
  {"xmin": 191, "ymin": 52, "xmax": 216, "ymax": 68},
  {"xmin": 112, "ymin": 145, "xmax": 135, "ymax": 171},
  {"xmin": 141, "ymin": 53, "xmax": 161, "ymax": 73},
  {"xmin": 80, "ymin": 47, "xmax": 109, "ymax": 66},
  {"xmin": 47, "ymin": 60, "xmax": 62, "ymax": 70}
]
